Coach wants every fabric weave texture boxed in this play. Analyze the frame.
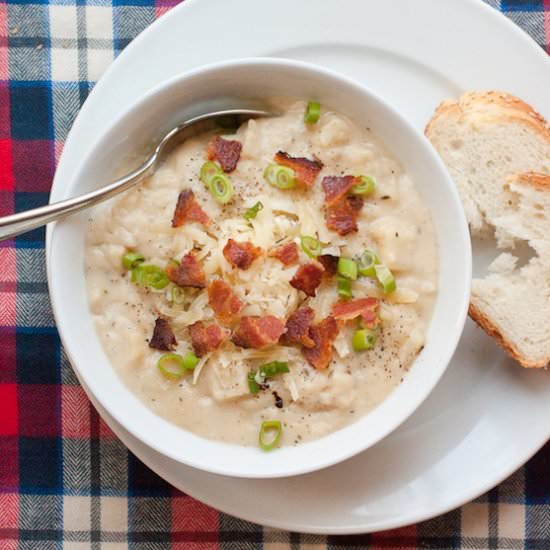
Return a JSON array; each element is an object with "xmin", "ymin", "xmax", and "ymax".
[{"xmin": 0, "ymin": 0, "xmax": 549, "ymax": 548}]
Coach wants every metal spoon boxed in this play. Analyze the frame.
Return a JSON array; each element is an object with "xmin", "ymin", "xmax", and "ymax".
[{"xmin": 0, "ymin": 108, "xmax": 272, "ymax": 242}]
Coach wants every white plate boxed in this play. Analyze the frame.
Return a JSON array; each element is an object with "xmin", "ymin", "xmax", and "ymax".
[{"xmin": 47, "ymin": 0, "xmax": 550, "ymax": 534}]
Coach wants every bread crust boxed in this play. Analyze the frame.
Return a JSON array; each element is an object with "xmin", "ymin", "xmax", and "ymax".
[
  {"xmin": 468, "ymin": 301, "xmax": 548, "ymax": 369},
  {"xmin": 424, "ymin": 99, "xmax": 459, "ymax": 136},
  {"xmin": 506, "ymin": 171, "xmax": 550, "ymax": 192},
  {"xmin": 425, "ymin": 90, "xmax": 550, "ymax": 142}
]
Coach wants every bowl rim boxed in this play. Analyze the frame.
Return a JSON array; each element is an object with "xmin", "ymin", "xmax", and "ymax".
[{"xmin": 47, "ymin": 56, "xmax": 472, "ymax": 478}]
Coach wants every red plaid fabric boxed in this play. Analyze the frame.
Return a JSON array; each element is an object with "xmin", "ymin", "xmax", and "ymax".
[{"xmin": 0, "ymin": 0, "xmax": 548, "ymax": 547}]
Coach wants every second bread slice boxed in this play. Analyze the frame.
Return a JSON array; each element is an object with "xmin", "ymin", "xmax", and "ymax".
[{"xmin": 469, "ymin": 254, "xmax": 550, "ymax": 369}]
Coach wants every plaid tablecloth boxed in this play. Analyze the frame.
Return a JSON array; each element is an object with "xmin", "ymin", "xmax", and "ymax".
[{"xmin": 0, "ymin": 0, "xmax": 549, "ymax": 547}]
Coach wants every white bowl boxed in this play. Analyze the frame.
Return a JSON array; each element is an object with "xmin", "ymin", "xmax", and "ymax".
[{"xmin": 47, "ymin": 58, "xmax": 471, "ymax": 479}]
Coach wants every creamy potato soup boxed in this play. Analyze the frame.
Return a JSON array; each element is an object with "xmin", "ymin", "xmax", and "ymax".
[{"xmin": 85, "ymin": 100, "xmax": 438, "ymax": 449}]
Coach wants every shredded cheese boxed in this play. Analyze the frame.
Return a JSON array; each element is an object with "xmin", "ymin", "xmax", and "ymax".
[{"xmin": 192, "ymin": 355, "xmax": 210, "ymax": 385}]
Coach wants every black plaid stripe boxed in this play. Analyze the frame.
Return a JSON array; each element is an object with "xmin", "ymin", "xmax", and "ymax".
[
  {"xmin": 219, "ymin": 513, "xmax": 264, "ymax": 548},
  {"xmin": 63, "ymin": 437, "xmax": 93, "ymax": 494},
  {"xmin": 60, "ymin": 346, "xmax": 80, "ymax": 386},
  {"xmin": 129, "ymin": 497, "xmax": 172, "ymax": 545},
  {"xmin": 51, "ymin": 83, "xmax": 83, "ymax": 143},
  {"xmin": 418, "ymin": 509, "xmax": 462, "ymax": 549},
  {"xmin": 506, "ymin": 10, "xmax": 548, "ymax": 48}
]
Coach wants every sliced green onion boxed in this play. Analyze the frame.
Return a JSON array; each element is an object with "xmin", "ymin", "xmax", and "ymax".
[
  {"xmin": 248, "ymin": 361, "xmax": 289, "ymax": 394},
  {"xmin": 264, "ymin": 164, "xmax": 296, "ymax": 190},
  {"xmin": 304, "ymin": 101, "xmax": 321, "ymax": 124},
  {"xmin": 254, "ymin": 369, "xmax": 267, "ymax": 387},
  {"xmin": 248, "ymin": 371, "xmax": 260, "ymax": 394},
  {"xmin": 337, "ymin": 275, "xmax": 352, "ymax": 299},
  {"xmin": 244, "ymin": 201, "xmax": 264, "ymax": 221},
  {"xmin": 249, "ymin": 369, "xmax": 268, "ymax": 392},
  {"xmin": 357, "ymin": 249, "xmax": 380, "ymax": 277},
  {"xmin": 260, "ymin": 361, "xmax": 290, "ymax": 378},
  {"xmin": 131, "ymin": 264, "xmax": 170, "ymax": 290},
  {"xmin": 182, "ymin": 351, "xmax": 200, "ymax": 371},
  {"xmin": 157, "ymin": 351, "xmax": 198, "ymax": 380},
  {"xmin": 374, "ymin": 264, "xmax": 397, "ymax": 294},
  {"xmin": 122, "ymin": 251, "xmax": 145, "ymax": 270},
  {"xmin": 157, "ymin": 353, "xmax": 186, "ymax": 379},
  {"xmin": 208, "ymin": 173, "xmax": 234, "ymax": 204},
  {"xmin": 259, "ymin": 420, "xmax": 283, "ymax": 451},
  {"xmin": 200, "ymin": 161, "xmax": 222, "ymax": 184},
  {"xmin": 300, "ymin": 235, "xmax": 322, "ymax": 259},
  {"xmin": 351, "ymin": 175, "xmax": 376, "ymax": 196},
  {"xmin": 352, "ymin": 329, "xmax": 377, "ymax": 352},
  {"xmin": 337, "ymin": 257, "xmax": 358, "ymax": 280},
  {"xmin": 169, "ymin": 285, "xmax": 186, "ymax": 304}
]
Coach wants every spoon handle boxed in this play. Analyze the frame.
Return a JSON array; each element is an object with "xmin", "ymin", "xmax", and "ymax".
[{"xmin": 0, "ymin": 159, "xmax": 154, "ymax": 242}]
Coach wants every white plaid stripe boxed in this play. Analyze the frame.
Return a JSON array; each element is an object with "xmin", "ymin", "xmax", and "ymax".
[
  {"xmin": 50, "ymin": 5, "xmax": 78, "ymax": 40},
  {"xmin": 51, "ymin": 47, "xmax": 79, "ymax": 81},
  {"xmin": 86, "ymin": 6, "xmax": 113, "ymax": 40},
  {"xmin": 86, "ymin": 47, "xmax": 113, "ymax": 81},
  {"xmin": 64, "ymin": 496, "xmax": 92, "ymax": 532},
  {"xmin": 101, "ymin": 496, "xmax": 128, "ymax": 532}
]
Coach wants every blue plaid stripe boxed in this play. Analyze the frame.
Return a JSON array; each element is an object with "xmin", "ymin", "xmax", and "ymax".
[{"xmin": 502, "ymin": 0, "xmax": 545, "ymax": 11}]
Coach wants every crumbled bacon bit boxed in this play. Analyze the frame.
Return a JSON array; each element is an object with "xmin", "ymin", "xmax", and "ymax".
[
  {"xmin": 171, "ymin": 189, "xmax": 210, "ymax": 227},
  {"xmin": 290, "ymin": 262, "xmax": 324, "ymax": 297},
  {"xmin": 207, "ymin": 136, "xmax": 242, "ymax": 172},
  {"xmin": 149, "ymin": 317, "xmax": 177, "ymax": 351},
  {"xmin": 318, "ymin": 254, "xmax": 339, "ymax": 276},
  {"xmin": 269, "ymin": 242, "xmax": 299, "ymax": 266},
  {"xmin": 189, "ymin": 321, "xmax": 229, "ymax": 357},
  {"xmin": 346, "ymin": 194, "xmax": 364, "ymax": 212},
  {"xmin": 166, "ymin": 253, "xmax": 206, "ymax": 288},
  {"xmin": 325, "ymin": 199, "xmax": 359, "ymax": 236},
  {"xmin": 332, "ymin": 297, "xmax": 380, "ymax": 328},
  {"xmin": 302, "ymin": 316, "xmax": 340, "ymax": 370},
  {"xmin": 207, "ymin": 279, "xmax": 242, "ymax": 325},
  {"xmin": 223, "ymin": 239, "xmax": 262, "ymax": 270},
  {"xmin": 321, "ymin": 174, "xmax": 365, "ymax": 235},
  {"xmin": 361, "ymin": 307, "xmax": 379, "ymax": 329},
  {"xmin": 280, "ymin": 307, "xmax": 315, "ymax": 348},
  {"xmin": 274, "ymin": 151, "xmax": 323, "ymax": 188},
  {"xmin": 231, "ymin": 316, "xmax": 285, "ymax": 349},
  {"xmin": 322, "ymin": 175, "xmax": 358, "ymax": 206}
]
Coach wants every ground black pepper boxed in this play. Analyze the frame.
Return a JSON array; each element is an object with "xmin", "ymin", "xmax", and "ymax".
[{"xmin": 272, "ymin": 391, "xmax": 283, "ymax": 409}]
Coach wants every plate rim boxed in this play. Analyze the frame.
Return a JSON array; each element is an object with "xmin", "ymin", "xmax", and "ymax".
[
  {"xmin": 91, "ymin": 390, "xmax": 549, "ymax": 534},
  {"xmin": 46, "ymin": 0, "xmax": 550, "ymax": 534}
]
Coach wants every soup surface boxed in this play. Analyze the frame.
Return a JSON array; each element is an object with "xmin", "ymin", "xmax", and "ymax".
[{"xmin": 85, "ymin": 100, "xmax": 438, "ymax": 447}]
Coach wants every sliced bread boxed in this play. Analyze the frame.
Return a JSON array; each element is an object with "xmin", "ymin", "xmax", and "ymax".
[
  {"xmin": 469, "ymin": 255, "xmax": 550, "ymax": 369},
  {"xmin": 425, "ymin": 91, "xmax": 550, "ymax": 247},
  {"xmin": 426, "ymin": 91, "xmax": 550, "ymax": 369},
  {"xmin": 493, "ymin": 172, "xmax": 550, "ymax": 248}
]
